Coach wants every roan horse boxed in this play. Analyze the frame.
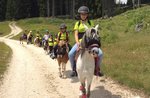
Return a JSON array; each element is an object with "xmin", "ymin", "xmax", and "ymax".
[
  {"xmin": 77, "ymin": 25, "xmax": 101, "ymax": 98},
  {"xmin": 56, "ymin": 40, "xmax": 69, "ymax": 79}
]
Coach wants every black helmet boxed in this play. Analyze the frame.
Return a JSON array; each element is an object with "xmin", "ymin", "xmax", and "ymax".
[
  {"xmin": 59, "ymin": 23, "xmax": 67, "ymax": 29},
  {"xmin": 78, "ymin": 6, "xmax": 89, "ymax": 14}
]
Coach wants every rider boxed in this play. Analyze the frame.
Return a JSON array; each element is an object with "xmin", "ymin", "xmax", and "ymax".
[
  {"xmin": 51, "ymin": 23, "xmax": 71, "ymax": 59},
  {"xmin": 27, "ymin": 30, "xmax": 33, "ymax": 44},
  {"xmin": 48, "ymin": 34, "xmax": 54, "ymax": 53},
  {"xmin": 42, "ymin": 30, "xmax": 50, "ymax": 46},
  {"xmin": 36, "ymin": 31, "xmax": 42, "ymax": 40},
  {"xmin": 53, "ymin": 34, "xmax": 58, "ymax": 47},
  {"xmin": 68, "ymin": 6, "xmax": 103, "ymax": 77}
]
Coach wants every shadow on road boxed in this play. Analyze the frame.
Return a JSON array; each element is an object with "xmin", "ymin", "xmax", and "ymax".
[
  {"xmin": 91, "ymin": 86, "xmax": 121, "ymax": 98},
  {"xmin": 65, "ymin": 70, "xmax": 79, "ymax": 83}
]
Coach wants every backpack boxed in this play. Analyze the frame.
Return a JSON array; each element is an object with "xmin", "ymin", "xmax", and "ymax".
[
  {"xmin": 58, "ymin": 32, "xmax": 69, "ymax": 41},
  {"xmin": 78, "ymin": 20, "xmax": 91, "ymax": 27}
]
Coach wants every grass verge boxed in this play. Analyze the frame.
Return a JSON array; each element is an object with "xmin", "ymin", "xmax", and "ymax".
[
  {"xmin": 0, "ymin": 42, "xmax": 12, "ymax": 80},
  {"xmin": 0, "ymin": 21, "xmax": 11, "ymax": 37}
]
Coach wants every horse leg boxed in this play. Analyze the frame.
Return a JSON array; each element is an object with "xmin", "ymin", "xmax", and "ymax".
[
  {"xmin": 79, "ymin": 82, "xmax": 86, "ymax": 98},
  {"xmin": 62, "ymin": 63, "xmax": 66, "ymax": 79},
  {"xmin": 86, "ymin": 75, "xmax": 93, "ymax": 98},
  {"xmin": 78, "ymin": 74, "xmax": 86, "ymax": 98},
  {"xmin": 22, "ymin": 39, "xmax": 24, "ymax": 44},
  {"xmin": 58, "ymin": 61, "xmax": 62, "ymax": 78}
]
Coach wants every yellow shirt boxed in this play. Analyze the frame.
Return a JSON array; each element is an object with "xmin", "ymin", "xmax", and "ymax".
[
  {"xmin": 73, "ymin": 20, "xmax": 94, "ymax": 33},
  {"xmin": 73, "ymin": 20, "xmax": 94, "ymax": 41},
  {"xmin": 57, "ymin": 32, "xmax": 68, "ymax": 41},
  {"xmin": 48, "ymin": 38, "xmax": 53, "ymax": 46}
]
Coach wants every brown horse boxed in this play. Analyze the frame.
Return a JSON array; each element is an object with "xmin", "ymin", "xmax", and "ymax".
[
  {"xmin": 56, "ymin": 40, "xmax": 69, "ymax": 79},
  {"xmin": 20, "ymin": 33, "xmax": 27, "ymax": 44},
  {"xmin": 34, "ymin": 37, "xmax": 42, "ymax": 47}
]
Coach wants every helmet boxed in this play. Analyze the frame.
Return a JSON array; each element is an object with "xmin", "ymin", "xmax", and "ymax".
[
  {"xmin": 50, "ymin": 34, "xmax": 53, "ymax": 37},
  {"xmin": 55, "ymin": 34, "xmax": 57, "ymax": 37},
  {"xmin": 46, "ymin": 30, "xmax": 49, "ymax": 32},
  {"xmin": 78, "ymin": 6, "xmax": 89, "ymax": 14},
  {"xmin": 59, "ymin": 23, "xmax": 67, "ymax": 29}
]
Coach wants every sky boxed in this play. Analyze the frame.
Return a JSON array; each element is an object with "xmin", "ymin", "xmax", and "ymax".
[{"xmin": 116, "ymin": 0, "xmax": 128, "ymax": 4}]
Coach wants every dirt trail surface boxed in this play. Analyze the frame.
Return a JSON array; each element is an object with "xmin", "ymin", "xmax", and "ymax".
[
  {"xmin": 0, "ymin": 22, "xmax": 146, "ymax": 98},
  {"xmin": 3, "ymin": 22, "xmax": 22, "ymax": 38}
]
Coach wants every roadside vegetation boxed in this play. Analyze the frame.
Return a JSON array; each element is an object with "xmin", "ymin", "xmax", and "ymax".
[
  {"xmin": 0, "ymin": 21, "xmax": 11, "ymax": 37},
  {"xmin": 0, "ymin": 42, "xmax": 12, "ymax": 80},
  {"xmin": 10, "ymin": 5, "xmax": 150, "ymax": 95}
]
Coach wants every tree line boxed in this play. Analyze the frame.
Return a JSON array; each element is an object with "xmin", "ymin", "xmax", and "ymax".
[{"xmin": 0, "ymin": 0, "xmax": 149, "ymax": 21}]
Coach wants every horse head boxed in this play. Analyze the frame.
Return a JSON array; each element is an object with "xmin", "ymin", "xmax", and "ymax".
[
  {"xmin": 57, "ymin": 40, "xmax": 67, "ymax": 57},
  {"xmin": 80, "ymin": 24, "xmax": 101, "ymax": 57}
]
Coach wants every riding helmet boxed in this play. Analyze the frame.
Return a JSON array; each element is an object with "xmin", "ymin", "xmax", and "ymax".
[
  {"xmin": 59, "ymin": 23, "xmax": 67, "ymax": 29},
  {"xmin": 78, "ymin": 6, "xmax": 89, "ymax": 14}
]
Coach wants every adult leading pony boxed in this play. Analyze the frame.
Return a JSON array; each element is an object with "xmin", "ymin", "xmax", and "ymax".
[
  {"xmin": 77, "ymin": 25, "xmax": 101, "ymax": 98},
  {"xmin": 56, "ymin": 40, "xmax": 69, "ymax": 79}
]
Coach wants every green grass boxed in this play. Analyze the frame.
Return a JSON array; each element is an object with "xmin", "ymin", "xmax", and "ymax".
[
  {"xmin": 12, "ymin": 18, "xmax": 76, "ymax": 45},
  {"xmin": 99, "ymin": 6, "xmax": 150, "ymax": 95},
  {"xmin": 0, "ymin": 21, "xmax": 11, "ymax": 37},
  {"xmin": 0, "ymin": 42, "xmax": 12, "ymax": 79},
  {"xmin": 10, "ymin": 5, "xmax": 150, "ymax": 95}
]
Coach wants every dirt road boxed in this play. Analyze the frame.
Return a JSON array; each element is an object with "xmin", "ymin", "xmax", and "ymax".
[{"xmin": 0, "ymin": 22, "xmax": 144, "ymax": 98}]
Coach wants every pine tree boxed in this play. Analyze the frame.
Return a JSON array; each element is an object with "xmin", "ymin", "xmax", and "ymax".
[
  {"xmin": 0, "ymin": 0, "xmax": 7, "ymax": 21},
  {"xmin": 38, "ymin": 0, "xmax": 47, "ymax": 17},
  {"xmin": 30, "ymin": 0, "xmax": 39, "ymax": 17},
  {"xmin": 6, "ymin": 0, "xmax": 17, "ymax": 20}
]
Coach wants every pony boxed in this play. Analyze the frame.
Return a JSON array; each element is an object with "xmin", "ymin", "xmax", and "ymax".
[
  {"xmin": 27, "ymin": 34, "xmax": 33, "ymax": 44},
  {"xmin": 56, "ymin": 40, "xmax": 69, "ymax": 79},
  {"xmin": 20, "ymin": 33, "xmax": 27, "ymax": 44},
  {"xmin": 43, "ymin": 40, "xmax": 49, "ymax": 54},
  {"xmin": 34, "ymin": 37, "xmax": 42, "ymax": 47},
  {"xmin": 76, "ymin": 25, "xmax": 101, "ymax": 98}
]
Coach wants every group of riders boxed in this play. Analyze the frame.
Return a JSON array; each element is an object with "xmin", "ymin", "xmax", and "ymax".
[{"xmin": 21, "ymin": 6, "xmax": 104, "ymax": 77}]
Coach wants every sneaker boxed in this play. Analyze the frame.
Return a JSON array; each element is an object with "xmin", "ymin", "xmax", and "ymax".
[
  {"xmin": 94, "ymin": 71, "xmax": 104, "ymax": 77},
  {"xmin": 70, "ymin": 71, "xmax": 77, "ymax": 77}
]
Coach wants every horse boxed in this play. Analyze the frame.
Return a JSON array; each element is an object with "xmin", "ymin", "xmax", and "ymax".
[
  {"xmin": 43, "ymin": 40, "xmax": 49, "ymax": 54},
  {"xmin": 56, "ymin": 40, "xmax": 69, "ymax": 79},
  {"xmin": 20, "ymin": 33, "xmax": 27, "ymax": 44},
  {"xmin": 27, "ymin": 35, "xmax": 33, "ymax": 44},
  {"xmin": 76, "ymin": 25, "xmax": 101, "ymax": 98},
  {"xmin": 34, "ymin": 37, "xmax": 42, "ymax": 47}
]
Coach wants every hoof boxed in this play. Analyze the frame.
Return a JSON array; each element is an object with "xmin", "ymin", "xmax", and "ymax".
[
  {"xmin": 62, "ymin": 75, "xmax": 67, "ymax": 79},
  {"xmin": 82, "ymin": 94, "xmax": 86, "ymax": 98},
  {"xmin": 59, "ymin": 74, "xmax": 62, "ymax": 78}
]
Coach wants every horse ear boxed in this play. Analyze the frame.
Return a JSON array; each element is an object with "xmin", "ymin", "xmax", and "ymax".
[
  {"xmin": 84, "ymin": 24, "xmax": 88, "ymax": 31},
  {"xmin": 95, "ymin": 24, "xmax": 99, "ymax": 31}
]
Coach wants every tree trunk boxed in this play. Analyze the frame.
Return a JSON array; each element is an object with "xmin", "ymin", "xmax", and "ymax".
[
  {"xmin": 60, "ymin": 0, "xmax": 63, "ymax": 15},
  {"xmin": 138, "ymin": 0, "xmax": 141, "ymax": 7},
  {"xmin": 72, "ymin": 0, "xmax": 75, "ymax": 18},
  {"xmin": 47, "ymin": 0, "xmax": 50, "ymax": 17},
  {"xmin": 132, "ymin": 0, "xmax": 135, "ymax": 9},
  {"xmin": 52, "ymin": 0, "xmax": 55, "ymax": 17}
]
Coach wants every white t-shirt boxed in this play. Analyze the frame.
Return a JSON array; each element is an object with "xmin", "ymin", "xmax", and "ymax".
[{"xmin": 43, "ymin": 34, "xmax": 49, "ymax": 40}]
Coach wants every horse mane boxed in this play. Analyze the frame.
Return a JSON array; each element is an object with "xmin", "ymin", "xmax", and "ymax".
[{"xmin": 80, "ymin": 29, "xmax": 90, "ymax": 57}]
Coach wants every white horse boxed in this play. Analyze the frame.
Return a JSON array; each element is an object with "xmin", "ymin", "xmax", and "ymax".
[{"xmin": 77, "ymin": 25, "xmax": 100, "ymax": 98}]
